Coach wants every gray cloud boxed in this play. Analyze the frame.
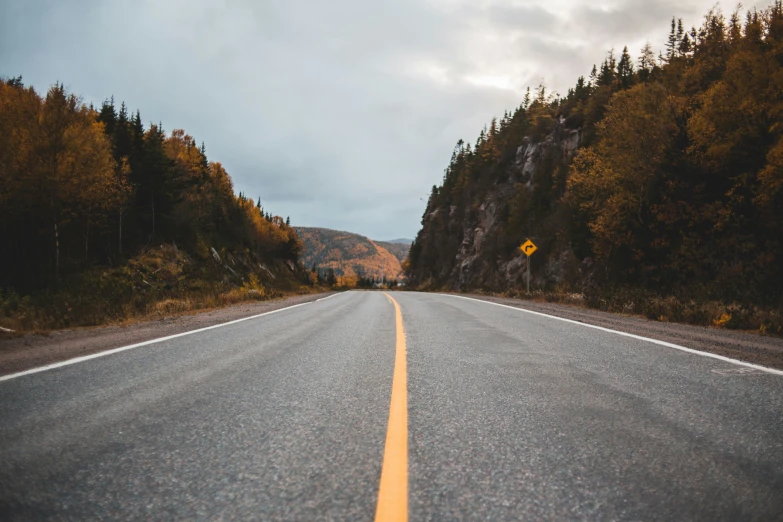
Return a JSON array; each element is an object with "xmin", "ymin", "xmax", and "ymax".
[{"xmin": 0, "ymin": 0, "xmax": 760, "ymax": 239}]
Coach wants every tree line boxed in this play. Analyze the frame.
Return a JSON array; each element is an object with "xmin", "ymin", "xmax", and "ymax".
[
  {"xmin": 0, "ymin": 79, "xmax": 301, "ymax": 292},
  {"xmin": 408, "ymin": 2, "xmax": 783, "ymax": 308},
  {"xmin": 356, "ymin": 276, "xmax": 400, "ymax": 289}
]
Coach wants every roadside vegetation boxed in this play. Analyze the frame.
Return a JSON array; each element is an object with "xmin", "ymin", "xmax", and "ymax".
[
  {"xmin": 0, "ymin": 244, "xmax": 325, "ymax": 333},
  {"xmin": 467, "ymin": 288, "xmax": 783, "ymax": 335},
  {"xmin": 0, "ymin": 79, "xmax": 325, "ymax": 333},
  {"xmin": 407, "ymin": 2, "xmax": 783, "ymax": 335}
]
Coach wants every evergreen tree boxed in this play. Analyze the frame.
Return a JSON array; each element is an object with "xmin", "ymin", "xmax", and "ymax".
[
  {"xmin": 6, "ymin": 75, "xmax": 23, "ymax": 87},
  {"xmin": 113, "ymin": 101, "xmax": 132, "ymax": 162},
  {"xmin": 676, "ymin": 18, "xmax": 685, "ymax": 45},
  {"xmin": 679, "ymin": 32, "xmax": 692, "ymax": 55},
  {"xmin": 598, "ymin": 50, "xmax": 616, "ymax": 86},
  {"xmin": 574, "ymin": 76, "xmax": 588, "ymax": 100},
  {"xmin": 130, "ymin": 109, "xmax": 144, "ymax": 173},
  {"xmin": 617, "ymin": 46, "xmax": 635, "ymax": 88},
  {"xmin": 638, "ymin": 43, "xmax": 657, "ymax": 82},
  {"xmin": 140, "ymin": 123, "xmax": 175, "ymax": 241},
  {"xmin": 98, "ymin": 97, "xmax": 117, "ymax": 136},
  {"xmin": 666, "ymin": 17, "xmax": 678, "ymax": 60}
]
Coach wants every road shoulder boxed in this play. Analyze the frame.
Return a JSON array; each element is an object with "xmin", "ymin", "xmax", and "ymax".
[
  {"xmin": 451, "ymin": 293, "xmax": 783, "ymax": 370},
  {"xmin": 0, "ymin": 292, "xmax": 337, "ymax": 377}
]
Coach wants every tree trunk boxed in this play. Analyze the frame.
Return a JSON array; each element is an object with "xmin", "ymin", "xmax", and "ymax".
[
  {"xmin": 54, "ymin": 221, "xmax": 60, "ymax": 282},
  {"xmin": 119, "ymin": 206, "xmax": 123, "ymax": 255},
  {"xmin": 85, "ymin": 219, "xmax": 89, "ymax": 267},
  {"xmin": 50, "ymin": 195, "xmax": 60, "ymax": 283}
]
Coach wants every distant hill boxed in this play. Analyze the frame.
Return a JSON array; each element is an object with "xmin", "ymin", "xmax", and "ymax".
[
  {"xmin": 296, "ymin": 227, "xmax": 404, "ymax": 281},
  {"xmin": 375, "ymin": 241, "xmax": 410, "ymax": 263},
  {"xmin": 385, "ymin": 238, "xmax": 413, "ymax": 244}
]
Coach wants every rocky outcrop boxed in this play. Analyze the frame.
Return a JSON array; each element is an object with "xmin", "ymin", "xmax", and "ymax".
[{"xmin": 422, "ymin": 118, "xmax": 582, "ymax": 291}]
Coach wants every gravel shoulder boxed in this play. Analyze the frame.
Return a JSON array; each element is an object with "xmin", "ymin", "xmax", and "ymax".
[
  {"xmin": 0, "ymin": 292, "xmax": 337, "ymax": 377},
  {"xmin": 455, "ymin": 293, "xmax": 783, "ymax": 370}
]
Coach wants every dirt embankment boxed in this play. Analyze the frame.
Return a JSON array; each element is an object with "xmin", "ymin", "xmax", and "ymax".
[
  {"xmin": 0, "ymin": 292, "xmax": 336, "ymax": 377},
  {"xmin": 460, "ymin": 293, "xmax": 783, "ymax": 370}
]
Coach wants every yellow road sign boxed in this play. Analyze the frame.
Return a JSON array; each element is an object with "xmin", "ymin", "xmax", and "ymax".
[{"xmin": 520, "ymin": 239, "xmax": 537, "ymax": 256}]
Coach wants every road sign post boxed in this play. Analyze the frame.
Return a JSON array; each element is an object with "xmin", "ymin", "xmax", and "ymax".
[{"xmin": 520, "ymin": 239, "xmax": 537, "ymax": 294}]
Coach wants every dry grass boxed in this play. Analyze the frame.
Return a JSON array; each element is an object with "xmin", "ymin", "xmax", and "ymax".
[
  {"xmin": 152, "ymin": 299, "xmax": 193, "ymax": 315},
  {"xmin": 0, "ymin": 244, "xmax": 326, "ymax": 334},
  {"xmin": 462, "ymin": 287, "xmax": 783, "ymax": 337}
]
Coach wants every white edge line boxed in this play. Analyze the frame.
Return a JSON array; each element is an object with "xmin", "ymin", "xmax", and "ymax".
[
  {"xmin": 0, "ymin": 293, "xmax": 343, "ymax": 383},
  {"xmin": 315, "ymin": 291, "xmax": 344, "ymax": 302},
  {"xmin": 440, "ymin": 294, "xmax": 783, "ymax": 377}
]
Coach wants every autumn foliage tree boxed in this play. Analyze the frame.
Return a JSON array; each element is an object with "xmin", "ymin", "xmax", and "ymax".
[
  {"xmin": 408, "ymin": 1, "xmax": 783, "ymax": 308},
  {"xmin": 0, "ymin": 79, "xmax": 301, "ymax": 292}
]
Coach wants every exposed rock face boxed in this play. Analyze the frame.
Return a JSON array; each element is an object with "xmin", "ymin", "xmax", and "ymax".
[{"xmin": 416, "ymin": 119, "xmax": 582, "ymax": 291}]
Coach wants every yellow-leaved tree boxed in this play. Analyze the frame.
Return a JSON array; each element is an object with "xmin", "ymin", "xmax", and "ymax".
[{"xmin": 567, "ymin": 82, "xmax": 677, "ymax": 272}]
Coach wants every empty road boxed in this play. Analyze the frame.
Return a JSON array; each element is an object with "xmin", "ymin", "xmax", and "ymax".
[{"xmin": 1, "ymin": 291, "xmax": 782, "ymax": 520}]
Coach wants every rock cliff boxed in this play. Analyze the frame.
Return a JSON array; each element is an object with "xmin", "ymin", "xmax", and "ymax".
[{"xmin": 409, "ymin": 118, "xmax": 583, "ymax": 291}]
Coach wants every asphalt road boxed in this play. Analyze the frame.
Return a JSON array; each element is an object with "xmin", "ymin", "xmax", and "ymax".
[{"xmin": 1, "ymin": 291, "xmax": 782, "ymax": 520}]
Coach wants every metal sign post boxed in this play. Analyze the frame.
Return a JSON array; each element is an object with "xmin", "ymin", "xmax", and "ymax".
[{"xmin": 520, "ymin": 239, "xmax": 537, "ymax": 294}]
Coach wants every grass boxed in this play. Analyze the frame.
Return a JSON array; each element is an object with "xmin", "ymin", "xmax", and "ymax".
[
  {"xmin": 524, "ymin": 289, "xmax": 781, "ymax": 336},
  {"xmin": 0, "ymin": 244, "xmax": 326, "ymax": 335},
  {"xmin": 429, "ymin": 283, "xmax": 783, "ymax": 337}
]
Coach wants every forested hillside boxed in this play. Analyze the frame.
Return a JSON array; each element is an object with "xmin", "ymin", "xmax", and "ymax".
[
  {"xmin": 296, "ymin": 227, "xmax": 404, "ymax": 283},
  {"xmin": 0, "ymin": 78, "xmax": 306, "ymax": 330},
  {"xmin": 375, "ymin": 241, "xmax": 411, "ymax": 264},
  {"xmin": 407, "ymin": 2, "xmax": 783, "ymax": 332}
]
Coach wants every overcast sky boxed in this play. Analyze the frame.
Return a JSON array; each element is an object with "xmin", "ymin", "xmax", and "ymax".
[{"xmin": 0, "ymin": 0, "xmax": 769, "ymax": 240}]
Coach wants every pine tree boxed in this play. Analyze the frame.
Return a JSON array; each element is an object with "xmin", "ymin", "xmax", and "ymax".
[
  {"xmin": 574, "ymin": 76, "xmax": 588, "ymax": 99},
  {"xmin": 130, "ymin": 109, "xmax": 144, "ymax": 173},
  {"xmin": 676, "ymin": 18, "xmax": 685, "ymax": 45},
  {"xmin": 141, "ymin": 123, "xmax": 175, "ymax": 241},
  {"xmin": 666, "ymin": 17, "xmax": 678, "ymax": 60},
  {"xmin": 98, "ymin": 97, "xmax": 117, "ymax": 136},
  {"xmin": 638, "ymin": 42, "xmax": 657, "ymax": 82},
  {"xmin": 199, "ymin": 141, "xmax": 209, "ymax": 178},
  {"xmin": 598, "ymin": 54, "xmax": 615, "ymax": 86},
  {"xmin": 729, "ymin": 9, "xmax": 742, "ymax": 44},
  {"xmin": 617, "ymin": 46, "xmax": 635, "ymax": 88},
  {"xmin": 113, "ymin": 101, "xmax": 132, "ymax": 162},
  {"xmin": 535, "ymin": 83, "xmax": 547, "ymax": 104}
]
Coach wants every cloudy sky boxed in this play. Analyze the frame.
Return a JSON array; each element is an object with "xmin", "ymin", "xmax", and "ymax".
[{"xmin": 0, "ymin": 0, "xmax": 769, "ymax": 240}]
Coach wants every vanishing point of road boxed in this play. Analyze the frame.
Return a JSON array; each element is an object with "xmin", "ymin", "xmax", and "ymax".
[{"xmin": 1, "ymin": 291, "xmax": 782, "ymax": 520}]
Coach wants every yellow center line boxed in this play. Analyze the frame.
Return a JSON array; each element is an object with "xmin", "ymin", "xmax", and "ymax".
[{"xmin": 375, "ymin": 293, "xmax": 408, "ymax": 522}]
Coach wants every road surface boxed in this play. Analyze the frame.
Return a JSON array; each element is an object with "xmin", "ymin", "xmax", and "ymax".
[{"xmin": 1, "ymin": 291, "xmax": 782, "ymax": 520}]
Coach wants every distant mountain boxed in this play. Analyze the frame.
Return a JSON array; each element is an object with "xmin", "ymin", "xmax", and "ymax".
[
  {"xmin": 385, "ymin": 238, "xmax": 413, "ymax": 244},
  {"xmin": 296, "ymin": 227, "xmax": 404, "ymax": 281},
  {"xmin": 375, "ymin": 241, "xmax": 410, "ymax": 264}
]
